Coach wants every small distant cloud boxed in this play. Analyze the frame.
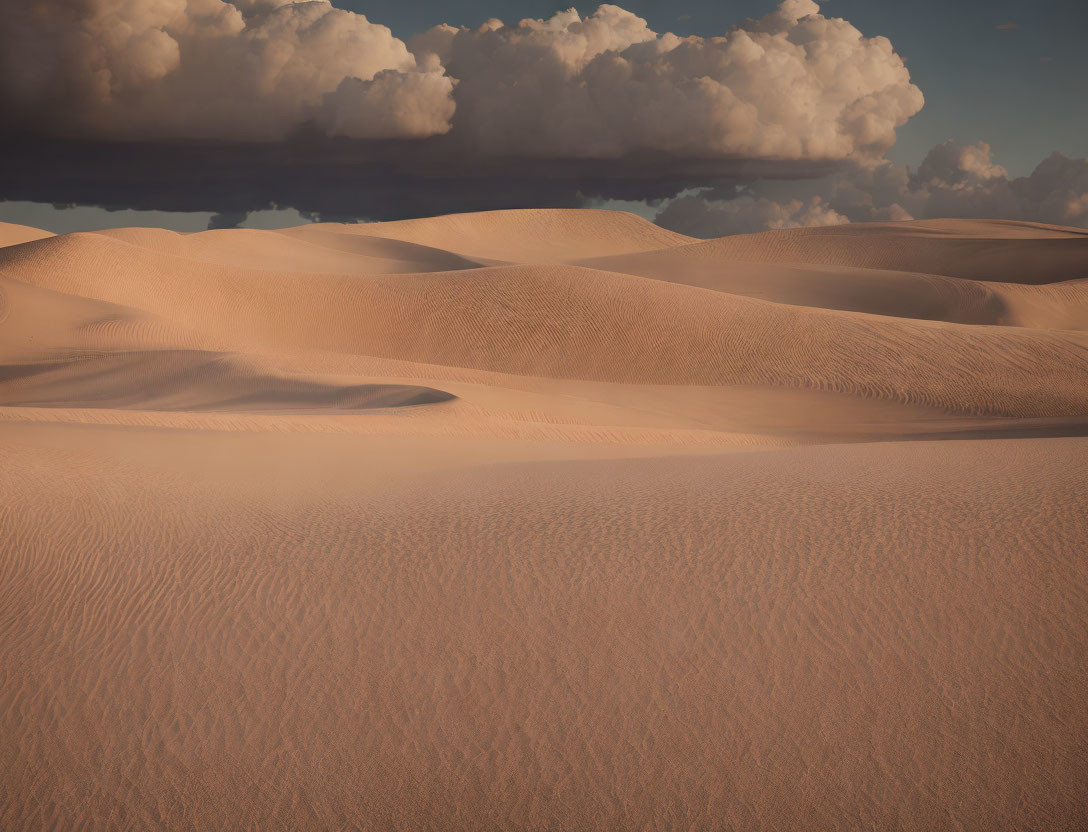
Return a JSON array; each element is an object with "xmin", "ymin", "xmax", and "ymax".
[
  {"xmin": 677, "ymin": 13, "xmax": 692, "ymax": 21},
  {"xmin": 655, "ymin": 141, "xmax": 1088, "ymax": 237},
  {"xmin": 1039, "ymin": 56, "xmax": 1054, "ymax": 63},
  {"xmin": 207, "ymin": 211, "xmax": 247, "ymax": 230},
  {"xmin": 994, "ymin": 23, "xmax": 1019, "ymax": 30}
]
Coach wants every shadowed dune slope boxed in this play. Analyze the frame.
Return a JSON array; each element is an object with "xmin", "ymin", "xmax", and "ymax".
[
  {"xmin": 1, "ymin": 436, "xmax": 1086, "ymax": 831},
  {"xmin": 577, "ymin": 251, "xmax": 1088, "ymax": 329},
  {"xmin": 0, "ymin": 350, "xmax": 454, "ymax": 412}
]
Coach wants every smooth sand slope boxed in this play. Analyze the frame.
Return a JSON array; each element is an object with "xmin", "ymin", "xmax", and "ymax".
[{"xmin": 2, "ymin": 209, "xmax": 1088, "ymax": 830}]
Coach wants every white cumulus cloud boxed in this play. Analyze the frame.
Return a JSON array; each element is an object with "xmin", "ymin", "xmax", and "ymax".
[
  {"xmin": 409, "ymin": 0, "xmax": 922, "ymax": 160},
  {"xmin": 2, "ymin": 0, "xmax": 923, "ymax": 159}
]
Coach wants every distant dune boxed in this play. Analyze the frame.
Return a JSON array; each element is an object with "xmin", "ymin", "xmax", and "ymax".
[
  {"xmin": 2, "ymin": 210, "xmax": 1087, "ymax": 830},
  {"xmin": 0, "ymin": 222, "xmax": 53, "ymax": 248}
]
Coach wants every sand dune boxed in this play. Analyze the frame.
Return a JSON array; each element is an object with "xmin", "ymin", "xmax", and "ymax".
[
  {"xmin": 578, "ymin": 251, "xmax": 1088, "ymax": 329},
  {"xmin": 5, "ymin": 226, "xmax": 1088, "ymax": 416},
  {"xmin": 2, "ymin": 435, "xmax": 1086, "ymax": 830},
  {"xmin": 2, "ymin": 210, "xmax": 1088, "ymax": 830},
  {"xmin": 634, "ymin": 219, "xmax": 1088, "ymax": 283},
  {"xmin": 0, "ymin": 273, "xmax": 198, "ymax": 359},
  {"xmin": 320, "ymin": 207, "xmax": 694, "ymax": 263},
  {"xmin": 98, "ymin": 225, "xmax": 485, "ymax": 274},
  {"xmin": 0, "ymin": 221, "xmax": 53, "ymax": 248},
  {"xmin": 0, "ymin": 350, "xmax": 455, "ymax": 412}
]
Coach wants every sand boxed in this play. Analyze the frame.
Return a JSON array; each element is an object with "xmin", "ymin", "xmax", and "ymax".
[{"xmin": 1, "ymin": 210, "xmax": 1087, "ymax": 830}]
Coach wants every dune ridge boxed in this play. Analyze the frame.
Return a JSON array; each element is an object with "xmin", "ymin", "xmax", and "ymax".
[
  {"xmin": 2, "ymin": 210, "xmax": 1088, "ymax": 830},
  {"xmin": 4, "ymin": 219, "xmax": 1088, "ymax": 419},
  {"xmin": 663, "ymin": 219, "xmax": 1088, "ymax": 283}
]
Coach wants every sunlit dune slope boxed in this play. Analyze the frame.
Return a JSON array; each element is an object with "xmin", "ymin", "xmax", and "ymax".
[
  {"xmin": 1, "ymin": 435, "xmax": 1085, "ymax": 830},
  {"xmin": 313, "ymin": 207, "xmax": 694, "ymax": 263},
  {"xmin": 0, "ymin": 222, "xmax": 53, "ymax": 248},
  {"xmin": 97, "ymin": 225, "xmax": 484, "ymax": 273},
  {"xmin": 0, "ymin": 273, "xmax": 197, "ymax": 358}
]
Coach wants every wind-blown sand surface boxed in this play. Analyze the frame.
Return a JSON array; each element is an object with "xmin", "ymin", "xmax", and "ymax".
[{"xmin": 2, "ymin": 210, "xmax": 1087, "ymax": 830}]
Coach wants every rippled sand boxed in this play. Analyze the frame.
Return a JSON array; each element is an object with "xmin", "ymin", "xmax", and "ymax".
[{"xmin": 2, "ymin": 211, "xmax": 1087, "ymax": 829}]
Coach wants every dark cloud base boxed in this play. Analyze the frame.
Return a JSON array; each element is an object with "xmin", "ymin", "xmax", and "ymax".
[{"xmin": 0, "ymin": 134, "xmax": 838, "ymax": 223}]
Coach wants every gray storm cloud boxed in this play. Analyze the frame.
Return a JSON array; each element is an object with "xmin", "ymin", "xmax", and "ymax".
[
  {"xmin": 656, "ymin": 141, "xmax": 1088, "ymax": 236},
  {"xmin": 1, "ymin": 0, "xmax": 923, "ymax": 159}
]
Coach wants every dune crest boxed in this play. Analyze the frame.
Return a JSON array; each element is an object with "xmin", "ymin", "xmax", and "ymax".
[
  {"xmin": 0, "ymin": 222, "xmax": 54, "ymax": 248},
  {"xmin": 322, "ymin": 207, "xmax": 695, "ymax": 262}
]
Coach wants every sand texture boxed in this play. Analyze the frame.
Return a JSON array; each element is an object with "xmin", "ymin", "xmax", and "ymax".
[{"xmin": 2, "ymin": 210, "xmax": 1087, "ymax": 830}]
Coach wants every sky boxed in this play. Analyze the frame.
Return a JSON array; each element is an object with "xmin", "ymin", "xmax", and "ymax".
[
  {"xmin": 343, "ymin": 0, "xmax": 1088, "ymax": 176},
  {"xmin": 1, "ymin": 0, "xmax": 1085, "ymax": 236}
]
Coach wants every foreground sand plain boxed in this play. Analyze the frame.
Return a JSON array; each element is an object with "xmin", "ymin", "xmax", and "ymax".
[{"xmin": 1, "ymin": 210, "xmax": 1087, "ymax": 829}]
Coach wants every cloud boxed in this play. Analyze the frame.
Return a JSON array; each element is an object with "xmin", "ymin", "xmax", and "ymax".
[
  {"xmin": 4, "ymin": 1, "xmax": 1073, "ymax": 240},
  {"xmin": 318, "ymin": 71, "xmax": 456, "ymax": 140},
  {"xmin": 0, "ymin": 0, "xmax": 929, "ymax": 221},
  {"xmin": 0, "ymin": 0, "xmax": 454, "ymax": 141},
  {"xmin": 994, "ymin": 23, "xmax": 1019, "ymax": 31},
  {"xmin": 856, "ymin": 141, "xmax": 1088, "ymax": 228},
  {"xmin": 657, "ymin": 194, "xmax": 847, "ymax": 236},
  {"xmin": 410, "ymin": 1, "xmax": 923, "ymax": 161},
  {"xmin": 914, "ymin": 140, "xmax": 1008, "ymax": 187},
  {"xmin": 653, "ymin": 141, "xmax": 1088, "ymax": 236},
  {"xmin": 207, "ymin": 211, "xmax": 248, "ymax": 230},
  {"xmin": 0, "ymin": 131, "xmax": 839, "ymax": 225},
  {"xmin": 2, "ymin": 0, "xmax": 921, "ymax": 163}
]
